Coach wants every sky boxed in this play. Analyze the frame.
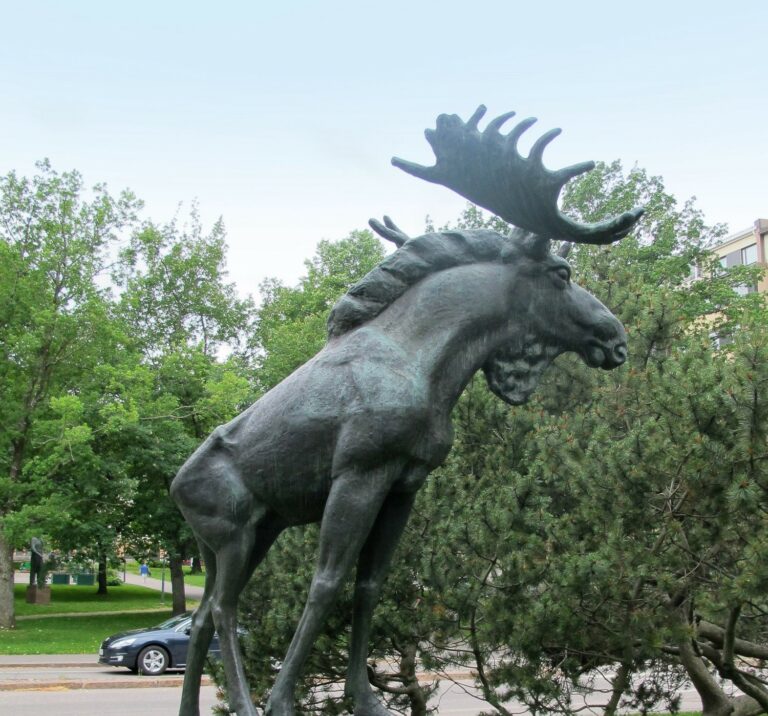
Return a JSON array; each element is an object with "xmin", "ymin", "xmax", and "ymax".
[{"xmin": 2, "ymin": 1, "xmax": 766, "ymax": 299}]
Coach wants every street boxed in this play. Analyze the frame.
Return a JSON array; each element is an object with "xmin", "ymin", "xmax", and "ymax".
[
  {"xmin": 0, "ymin": 684, "xmax": 220, "ymax": 715},
  {"xmin": 0, "ymin": 678, "xmax": 516, "ymax": 715},
  {"xmin": 0, "ymin": 666, "xmax": 704, "ymax": 715}
]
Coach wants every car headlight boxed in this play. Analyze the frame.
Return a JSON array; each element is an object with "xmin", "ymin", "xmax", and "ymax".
[{"xmin": 110, "ymin": 637, "xmax": 137, "ymax": 649}]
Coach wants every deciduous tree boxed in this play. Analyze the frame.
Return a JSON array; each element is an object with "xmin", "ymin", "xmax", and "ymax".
[
  {"xmin": 114, "ymin": 209, "xmax": 255, "ymax": 613},
  {"xmin": 0, "ymin": 161, "xmax": 140, "ymax": 627}
]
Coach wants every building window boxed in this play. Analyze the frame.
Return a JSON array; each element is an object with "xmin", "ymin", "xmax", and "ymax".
[
  {"xmin": 735, "ymin": 283, "xmax": 757, "ymax": 296},
  {"xmin": 741, "ymin": 243, "xmax": 758, "ymax": 265},
  {"xmin": 690, "ymin": 263, "xmax": 702, "ymax": 280},
  {"xmin": 710, "ymin": 330, "xmax": 734, "ymax": 349}
]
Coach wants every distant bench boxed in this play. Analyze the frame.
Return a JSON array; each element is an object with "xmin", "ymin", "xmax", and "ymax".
[{"xmin": 51, "ymin": 573, "xmax": 95, "ymax": 586}]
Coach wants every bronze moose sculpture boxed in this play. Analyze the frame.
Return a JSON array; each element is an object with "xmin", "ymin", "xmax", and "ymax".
[{"xmin": 172, "ymin": 106, "xmax": 644, "ymax": 716}]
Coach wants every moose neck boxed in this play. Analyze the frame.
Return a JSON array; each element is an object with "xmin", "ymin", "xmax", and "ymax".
[{"xmin": 370, "ymin": 262, "xmax": 530, "ymax": 410}]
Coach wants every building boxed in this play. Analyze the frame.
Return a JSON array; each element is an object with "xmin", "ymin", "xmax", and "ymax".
[{"xmin": 707, "ymin": 218, "xmax": 768, "ymax": 294}]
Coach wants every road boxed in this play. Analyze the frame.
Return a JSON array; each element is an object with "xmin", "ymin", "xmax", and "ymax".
[
  {"xmin": 0, "ymin": 664, "xmax": 704, "ymax": 715},
  {"xmin": 0, "ymin": 677, "xmax": 513, "ymax": 715},
  {"xmin": 0, "ymin": 684, "xmax": 220, "ymax": 715}
]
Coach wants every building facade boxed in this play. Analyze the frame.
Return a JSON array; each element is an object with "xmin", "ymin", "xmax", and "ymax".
[{"xmin": 708, "ymin": 218, "xmax": 768, "ymax": 294}]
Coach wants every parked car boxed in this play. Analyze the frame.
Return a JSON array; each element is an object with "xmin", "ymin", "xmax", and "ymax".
[{"xmin": 98, "ymin": 611, "xmax": 220, "ymax": 675}]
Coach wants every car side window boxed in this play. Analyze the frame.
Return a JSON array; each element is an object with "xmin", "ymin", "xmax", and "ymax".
[{"xmin": 175, "ymin": 619, "xmax": 192, "ymax": 633}]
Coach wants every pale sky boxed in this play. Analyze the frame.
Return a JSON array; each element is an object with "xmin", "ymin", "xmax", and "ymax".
[{"xmin": 2, "ymin": 1, "xmax": 766, "ymax": 298}]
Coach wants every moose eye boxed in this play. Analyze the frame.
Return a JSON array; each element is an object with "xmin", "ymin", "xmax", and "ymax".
[{"xmin": 553, "ymin": 266, "xmax": 571, "ymax": 285}]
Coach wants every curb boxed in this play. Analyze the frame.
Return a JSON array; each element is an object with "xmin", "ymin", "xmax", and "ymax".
[
  {"xmin": 0, "ymin": 662, "xmax": 96, "ymax": 669},
  {"xmin": 0, "ymin": 675, "xmax": 213, "ymax": 692},
  {"xmin": 0, "ymin": 670, "xmax": 474, "ymax": 693},
  {"xmin": 15, "ymin": 607, "xmax": 173, "ymax": 621}
]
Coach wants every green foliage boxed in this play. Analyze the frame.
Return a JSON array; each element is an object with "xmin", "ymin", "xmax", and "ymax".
[
  {"xmin": 252, "ymin": 230, "xmax": 384, "ymax": 391},
  {"xmin": 110, "ymin": 207, "xmax": 258, "ymax": 607},
  {"xmin": 0, "ymin": 160, "xmax": 142, "ymax": 625},
  {"xmin": 409, "ymin": 165, "xmax": 768, "ymax": 714},
  {"xmin": 115, "ymin": 207, "xmax": 253, "ymax": 356}
]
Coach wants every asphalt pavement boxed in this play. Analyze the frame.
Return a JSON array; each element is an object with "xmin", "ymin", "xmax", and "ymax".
[{"xmin": 120, "ymin": 569, "xmax": 206, "ymax": 600}]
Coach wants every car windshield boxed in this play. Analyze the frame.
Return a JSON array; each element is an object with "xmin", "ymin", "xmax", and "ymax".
[{"xmin": 155, "ymin": 612, "xmax": 192, "ymax": 630}]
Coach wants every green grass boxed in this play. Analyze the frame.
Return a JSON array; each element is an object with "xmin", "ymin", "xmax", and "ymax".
[
  {"xmin": 0, "ymin": 611, "xmax": 175, "ymax": 654},
  {"xmin": 2, "ymin": 582, "xmax": 201, "ymax": 655},
  {"xmin": 13, "ymin": 583, "xmax": 181, "ymax": 617}
]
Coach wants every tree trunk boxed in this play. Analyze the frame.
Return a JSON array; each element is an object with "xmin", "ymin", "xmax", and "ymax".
[
  {"xmin": 675, "ymin": 614, "xmax": 734, "ymax": 716},
  {"xmin": 0, "ymin": 534, "xmax": 16, "ymax": 629},
  {"xmin": 604, "ymin": 661, "xmax": 631, "ymax": 716},
  {"xmin": 400, "ymin": 642, "xmax": 428, "ymax": 716},
  {"xmin": 96, "ymin": 553, "xmax": 108, "ymax": 595},
  {"xmin": 169, "ymin": 554, "xmax": 186, "ymax": 615},
  {"xmin": 189, "ymin": 555, "xmax": 202, "ymax": 574}
]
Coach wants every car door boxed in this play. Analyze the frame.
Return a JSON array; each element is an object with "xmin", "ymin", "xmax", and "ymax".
[{"xmin": 167, "ymin": 619, "xmax": 193, "ymax": 667}]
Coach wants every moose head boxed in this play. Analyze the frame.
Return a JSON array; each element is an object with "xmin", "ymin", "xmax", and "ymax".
[{"xmin": 369, "ymin": 105, "xmax": 644, "ymax": 405}]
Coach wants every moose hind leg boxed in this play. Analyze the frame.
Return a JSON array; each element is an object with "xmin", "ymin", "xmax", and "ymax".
[
  {"xmin": 179, "ymin": 541, "xmax": 218, "ymax": 716},
  {"xmin": 346, "ymin": 490, "xmax": 417, "ymax": 716},
  {"xmin": 209, "ymin": 514, "xmax": 283, "ymax": 716},
  {"xmin": 266, "ymin": 467, "xmax": 397, "ymax": 716}
]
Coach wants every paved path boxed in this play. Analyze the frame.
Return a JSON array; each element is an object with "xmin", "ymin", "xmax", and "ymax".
[
  {"xmin": 121, "ymin": 569, "xmax": 205, "ymax": 600},
  {"xmin": 14, "ymin": 565, "xmax": 205, "ymax": 599}
]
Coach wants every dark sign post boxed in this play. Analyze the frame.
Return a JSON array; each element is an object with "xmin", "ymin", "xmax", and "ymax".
[{"xmin": 160, "ymin": 554, "xmax": 166, "ymax": 604}]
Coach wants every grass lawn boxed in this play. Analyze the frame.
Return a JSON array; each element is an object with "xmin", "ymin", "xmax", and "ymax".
[
  {"xmin": 124, "ymin": 561, "xmax": 207, "ymax": 588},
  {"xmin": 13, "ymin": 583, "xmax": 184, "ymax": 617},
  {"xmin": 0, "ymin": 611, "xmax": 175, "ymax": 654}
]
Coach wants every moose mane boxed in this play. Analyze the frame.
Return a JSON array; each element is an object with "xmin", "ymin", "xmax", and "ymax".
[{"xmin": 327, "ymin": 228, "xmax": 516, "ymax": 338}]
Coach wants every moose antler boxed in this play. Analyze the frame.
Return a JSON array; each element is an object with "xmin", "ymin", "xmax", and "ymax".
[{"xmin": 392, "ymin": 105, "xmax": 644, "ymax": 245}]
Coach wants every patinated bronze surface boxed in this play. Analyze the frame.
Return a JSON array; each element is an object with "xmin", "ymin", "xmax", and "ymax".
[
  {"xmin": 29, "ymin": 537, "xmax": 43, "ymax": 587},
  {"xmin": 172, "ymin": 106, "xmax": 643, "ymax": 716}
]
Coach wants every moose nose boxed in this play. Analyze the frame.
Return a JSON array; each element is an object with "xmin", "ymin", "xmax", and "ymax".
[{"xmin": 607, "ymin": 342, "xmax": 627, "ymax": 368}]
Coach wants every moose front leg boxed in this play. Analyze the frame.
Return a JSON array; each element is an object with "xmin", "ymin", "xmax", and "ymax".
[
  {"xmin": 346, "ymin": 489, "xmax": 417, "ymax": 716},
  {"xmin": 265, "ymin": 466, "xmax": 397, "ymax": 716}
]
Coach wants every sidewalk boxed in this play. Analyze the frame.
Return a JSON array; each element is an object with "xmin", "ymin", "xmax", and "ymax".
[
  {"xmin": 0, "ymin": 654, "xmax": 95, "ymax": 667},
  {"xmin": 0, "ymin": 652, "xmax": 214, "ymax": 690},
  {"xmin": 121, "ymin": 569, "xmax": 205, "ymax": 600}
]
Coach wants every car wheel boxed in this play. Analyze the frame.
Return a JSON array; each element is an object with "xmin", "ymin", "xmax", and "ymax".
[{"xmin": 137, "ymin": 645, "xmax": 169, "ymax": 675}]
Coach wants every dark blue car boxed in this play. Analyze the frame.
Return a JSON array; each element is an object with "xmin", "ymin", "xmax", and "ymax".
[{"xmin": 98, "ymin": 612, "xmax": 220, "ymax": 675}]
